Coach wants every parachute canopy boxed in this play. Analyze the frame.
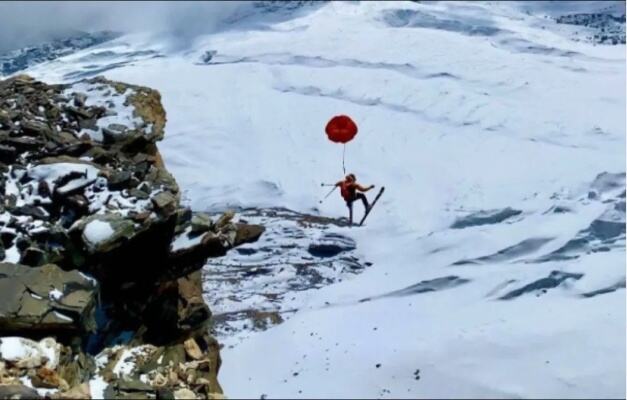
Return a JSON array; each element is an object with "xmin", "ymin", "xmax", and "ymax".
[{"xmin": 325, "ymin": 115, "xmax": 358, "ymax": 144}]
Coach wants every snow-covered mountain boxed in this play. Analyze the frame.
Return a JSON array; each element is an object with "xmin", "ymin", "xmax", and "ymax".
[
  {"xmin": 19, "ymin": 1, "xmax": 626, "ymax": 398},
  {"xmin": 0, "ymin": 31, "xmax": 119, "ymax": 77}
]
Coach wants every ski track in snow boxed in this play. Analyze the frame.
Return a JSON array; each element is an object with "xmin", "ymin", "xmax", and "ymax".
[{"xmin": 23, "ymin": 0, "xmax": 626, "ymax": 398}]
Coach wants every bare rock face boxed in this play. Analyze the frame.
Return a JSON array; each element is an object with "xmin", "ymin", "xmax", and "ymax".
[
  {"xmin": 0, "ymin": 75, "xmax": 265, "ymax": 398},
  {"xmin": 0, "ymin": 263, "xmax": 97, "ymax": 336}
]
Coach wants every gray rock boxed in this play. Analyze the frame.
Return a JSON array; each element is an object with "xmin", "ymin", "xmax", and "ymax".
[
  {"xmin": 151, "ymin": 191, "xmax": 177, "ymax": 215},
  {"xmin": 77, "ymin": 214, "xmax": 137, "ymax": 254},
  {"xmin": 215, "ymin": 211, "xmax": 234, "ymax": 229},
  {"xmin": 21, "ymin": 119, "xmax": 51, "ymax": 137},
  {"xmin": 129, "ymin": 188, "xmax": 150, "ymax": 200},
  {"xmin": 107, "ymin": 170, "xmax": 133, "ymax": 190},
  {"xmin": 102, "ymin": 123, "xmax": 130, "ymax": 144},
  {"xmin": 190, "ymin": 213, "xmax": 213, "ymax": 234},
  {"xmin": 0, "ymin": 262, "xmax": 98, "ymax": 334},
  {"xmin": 73, "ymin": 92, "xmax": 87, "ymax": 107},
  {"xmin": 0, "ymin": 385, "xmax": 42, "ymax": 399},
  {"xmin": 13, "ymin": 204, "xmax": 49, "ymax": 220},
  {"xmin": 234, "ymin": 223, "xmax": 265, "ymax": 246}
]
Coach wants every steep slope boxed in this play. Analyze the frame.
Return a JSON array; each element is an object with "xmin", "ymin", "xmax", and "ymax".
[{"xmin": 22, "ymin": 1, "xmax": 626, "ymax": 398}]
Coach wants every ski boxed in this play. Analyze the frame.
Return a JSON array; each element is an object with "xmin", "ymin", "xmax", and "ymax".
[{"xmin": 359, "ymin": 186, "xmax": 385, "ymax": 226}]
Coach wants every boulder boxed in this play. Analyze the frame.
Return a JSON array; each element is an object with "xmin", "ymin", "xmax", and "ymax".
[
  {"xmin": 215, "ymin": 211, "xmax": 234, "ymax": 229},
  {"xmin": 102, "ymin": 123, "xmax": 130, "ymax": 144},
  {"xmin": 30, "ymin": 367, "xmax": 69, "ymax": 391},
  {"xmin": 77, "ymin": 214, "xmax": 137, "ymax": 254},
  {"xmin": 234, "ymin": 223, "xmax": 265, "ymax": 246},
  {"xmin": 183, "ymin": 338, "xmax": 203, "ymax": 361},
  {"xmin": 73, "ymin": 93, "xmax": 87, "ymax": 107},
  {"xmin": 0, "ymin": 263, "xmax": 98, "ymax": 335},
  {"xmin": 151, "ymin": 191, "xmax": 177, "ymax": 216},
  {"xmin": 20, "ymin": 120, "xmax": 51, "ymax": 137},
  {"xmin": 107, "ymin": 170, "xmax": 133, "ymax": 190},
  {"xmin": 0, "ymin": 385, "xmax": 41, "ymax": 399},
  {"xmin": 168, "ymin": 229, "xmax": 231, "ymax": 278},
  {"xmin": 190, "ymin": 213, "xmax": 213, "ymax": 234},
  {"xmin": 174, "ymin": 388, "xmax": 197, "ymax": 399}
]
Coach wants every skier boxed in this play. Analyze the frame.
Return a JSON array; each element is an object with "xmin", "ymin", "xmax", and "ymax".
[{"xmin": 336, "ymin": 173, "xmax": 375, "ymax": 225}]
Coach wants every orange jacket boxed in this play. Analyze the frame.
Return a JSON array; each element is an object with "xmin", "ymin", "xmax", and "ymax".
[{"xmin": 336, "ymin": 180, "xmax": 371, "ymax": 201}]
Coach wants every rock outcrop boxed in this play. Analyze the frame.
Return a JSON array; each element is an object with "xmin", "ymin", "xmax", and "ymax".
[
  {"xmin": 203, "ymin": 208, "xmax": 368, "ymax": 346},
  {"xmin": 0, "ymin": 263, "xmax": 97, "ymax": 338},
  {"xmin": 0, "ymin": 75, "xmax": 263, "ymax": 398}
]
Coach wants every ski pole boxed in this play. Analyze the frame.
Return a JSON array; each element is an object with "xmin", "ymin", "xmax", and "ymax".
[
  {"xmin": 320, "ymin": 183, "xmax": 335, "ymax": 187},
  {"xmin": 319, "ymin": 186, "xmax": 336, "ymax": 204}
]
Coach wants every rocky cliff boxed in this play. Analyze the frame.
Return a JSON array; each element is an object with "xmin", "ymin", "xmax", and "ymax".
[{"xmin": 0, "ymin": 75, "xmax": 263, "ymax": 399}]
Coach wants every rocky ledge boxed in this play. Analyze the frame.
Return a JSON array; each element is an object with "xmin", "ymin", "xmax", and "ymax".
[
  {"xmin": 203, "ymin": 208, "xmax": 370, "ymax": 348},
  {"xmin": 0, "ymin": 75, "xmax": 263, "ymax": 399}
]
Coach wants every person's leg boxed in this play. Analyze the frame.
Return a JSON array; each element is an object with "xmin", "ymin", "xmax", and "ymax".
[
  {"xmin": 347, "ymin": 201, "xmax": 353, "ymax": 226},
  {"xmin": 356, "ymin": 193, "xmax": 369, "ymax": 210}
]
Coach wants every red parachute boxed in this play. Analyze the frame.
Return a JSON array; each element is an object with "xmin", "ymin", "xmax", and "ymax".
[
  {"xmin": 325, "ymin": 115, "xmax": 358, "ymax": 144},
  {"xmin": 325, "ymin": 115, "xmax": 358, "ymax": 173}
]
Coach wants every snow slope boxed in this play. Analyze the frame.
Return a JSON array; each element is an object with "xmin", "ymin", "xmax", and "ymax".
[{"xmin": 24, "ymin": 1, "xmax": 625, "ymax": 398}]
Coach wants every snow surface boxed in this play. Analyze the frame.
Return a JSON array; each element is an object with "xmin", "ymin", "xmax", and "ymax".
[
  {"xmin": 52, "ymin": 311, "xmax": 73, "ymax": 322},
  {"xmin": 0, "ymin": 337, "xmax": 34, "ymax": 361},
  {"xmin": 27, "ymin": 162, "xmax": 99, "ymax": 189},
  {"xmin": 89, "ymin": 375, "xmax": 108, "ymax": 400},
  {"xmin": 49, "ymin": 289, "xmax": 63, "ymax": 301},
  {"xmin": 171, "ymin": 226, "xmax": 205, "ymax": 252},
  {"xmin": 0, "ymin": 337, "xmax": 59, "ymax": 369},
  {"xmin": 4, "ymin": 245, "xmax": 21, "ymax": 263},
  {"xmin": 38, "ymin": 338, "xmax": 59, "ymax": 369},
  {"xmin": 24, "ymin": 1, "xmax": 625, "ymax": 398},
  {"xmin": 83, "ymin": 220, "xmax": 115, "ymax": 247}
]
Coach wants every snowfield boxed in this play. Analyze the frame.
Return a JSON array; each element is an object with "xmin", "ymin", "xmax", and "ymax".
[{"xmin": 25, "ymin": 1, "xmax": 625, "ymax": 398}]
